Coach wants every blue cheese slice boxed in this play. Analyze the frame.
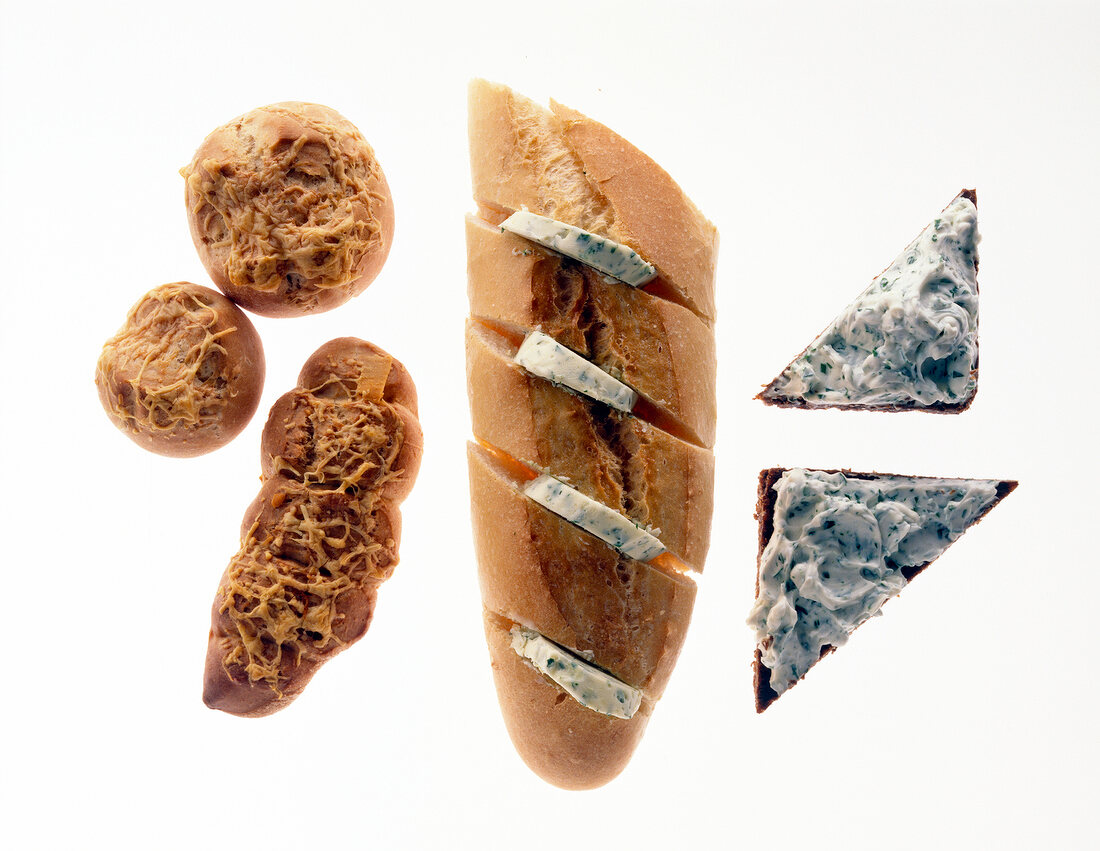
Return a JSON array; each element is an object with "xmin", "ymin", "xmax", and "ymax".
[
  {"xmin": 510, "ymin": 626, "xmax": 642, "ymax": 719},
  {"xmin": 748, "ymin": 469, "xmax": 1004, "ymax": 699},
  {"xmin": 514, "ymin": 330, "xmax": 637, "ymax": 412},
  {"xmin": 524, "ymin": 474, "xmax": 666, "ymax": 562},
  {"xmin": 501, "ymin": 211, "xmax": 657, "ymax": 286},
  {"xmin": 761, "ymin": 194, "xmax": 980, "ymax": 408}
]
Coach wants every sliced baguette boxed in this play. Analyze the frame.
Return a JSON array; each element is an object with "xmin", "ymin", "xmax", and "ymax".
[
  {"xmin": 483, "ymin": 612, "xmax": 656, "ymax": 792},
  {"xmin": 468, "ymin": 79, "xmax": 718, "ymax": 325},
  {"xmin": 466, "ymin": 214, "xmax": 716, "ymax": 448},
  {"xmin": 466, "ymin": 319, "xmax": 713, "ymax": 573},
  {"xmin": 469, "ymin": 441, "xmax": 696, "ymax": 698}
]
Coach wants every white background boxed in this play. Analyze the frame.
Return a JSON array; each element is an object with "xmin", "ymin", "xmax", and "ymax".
[{"xmin": 2, "ymin": 1, "xmax": 1096, "ymax": 848}]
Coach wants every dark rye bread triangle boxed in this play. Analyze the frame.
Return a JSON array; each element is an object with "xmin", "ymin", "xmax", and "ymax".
[
  {"xmin": 758, "ymin": 189, "xmax": 980, "ymax": 413},
  {"xmin": 752, "ymin": 467, "xmax": 1017, "ymax": 713}
]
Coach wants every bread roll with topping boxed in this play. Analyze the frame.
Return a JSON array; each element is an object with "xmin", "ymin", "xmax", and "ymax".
[
  {"xmin": 182, "ymin": 102, "xmax": 394, "ymax": 317},
  {"xmin": 202, "ymin": 338, "xmax": 422, "ymax": 717},
  {"xmin": 95, "ymin": 282, "xmax": 264, "ymax": 457}
]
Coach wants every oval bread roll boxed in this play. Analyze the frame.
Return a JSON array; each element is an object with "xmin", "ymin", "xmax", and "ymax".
[{"xmin": 203, "ymin": 338, "xmax": 422, "ymax": 717}]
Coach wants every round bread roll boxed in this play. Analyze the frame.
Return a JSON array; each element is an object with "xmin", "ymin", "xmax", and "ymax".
[
  {"xmin": 95, "ymin": 282, "xmax": 265, "ymax": 457},
  {"xmin": 182, "ymin": 102, "xmax": 395, "ymax": 317}
]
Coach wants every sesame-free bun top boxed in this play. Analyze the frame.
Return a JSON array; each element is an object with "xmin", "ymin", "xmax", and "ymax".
[
  {"xmin": 182, "ymin": 102, "xmax": 394, "ymax": 317},
  {"xmin": 95, "ymin": 282, "xmax": 265, "ymax": 457}
]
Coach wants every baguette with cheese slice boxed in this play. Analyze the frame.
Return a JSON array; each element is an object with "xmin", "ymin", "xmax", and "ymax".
[{"xmin": 465, "ymin": 80, "xmax": 717, "ymax": 789}]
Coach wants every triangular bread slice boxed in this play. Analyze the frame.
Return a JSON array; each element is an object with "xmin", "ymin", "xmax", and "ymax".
[
  {"xmin": 466, "ymin": 319, "xmax": 714, "ymax": 572},
  {"xmin": 749, "ymin": 467, "xmax": 1016, "ymax": 712},
  {"xmin": 758, "ymin": 190, "xmax": 980, "ymax": 412},
  {"xmin": 468, "ymin": 79, "xmax": 718, "ymax": 325}
]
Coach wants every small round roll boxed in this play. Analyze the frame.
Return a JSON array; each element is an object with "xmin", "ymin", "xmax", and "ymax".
[
  {"xmin": 182, "ymin": 102, "xmax": 394, "ymax": 317},
  {"xmin": 95, "ymin": 282, "xmax": 265, "ymax": 457}
]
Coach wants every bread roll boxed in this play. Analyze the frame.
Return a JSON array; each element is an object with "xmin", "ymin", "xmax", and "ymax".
[
  {"xmin": 182, "ymin": 102, "xmax": 394, "ymax": 317},
  {"xmin": 203, "ymin": 338, "xmax": 422, "ymax": 716},
  {"xmin": 95, "ymin": 282, "xmax": 264, "ymax": 457}
]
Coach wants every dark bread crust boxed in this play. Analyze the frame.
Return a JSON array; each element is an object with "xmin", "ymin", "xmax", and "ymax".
[
  {"xmin": 752, "ymin": 466, "xmax": 1017, "ymax": 712},
  {"xmin": 757, "ymin": 189, "xmax": 980, "ymax": 413}
]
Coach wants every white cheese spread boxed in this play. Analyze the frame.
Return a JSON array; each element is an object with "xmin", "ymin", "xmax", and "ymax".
[
  {"xmin": 524, "ymin": 474, "xmax": 666, "ymax": 562},
  {"xmin": 501, "ymin": 211, "xmax": 657, "ymax": 286},
  {"xmin": 514, "ymin": 330, "xmax": 638, "ymax": 412},
  {"xmin": 762, "ymin": 195, "xmax": 980, "ymax": 408},
  {"xmin": 748, "ymin": 468, "xmax": 1001, "ymax": 697},
  {"xmin": 510, "ymin": 626, "xmax": 642, "ymax": 719}
]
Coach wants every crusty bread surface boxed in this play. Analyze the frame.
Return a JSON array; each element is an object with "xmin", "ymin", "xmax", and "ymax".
[
  {"xmin": 465, "ymin": 320, "xmax": 714, "ymax": 572},
  {"xmin": 466, "ymin": 215, "xmax": 716, "ymax": 447},
  {"xmin": 95, "ymin": 282, "xmax": 265, "ymax": 457},
  {"xmin": 183, "ymin": 102, "xmax": 394, "ymax": 317},
  {"xmin": 203, "ymin": 338, "xmax": 422, "ymax": 717},
  {"xmin": 466, "ymin": 80, "xmax": 716, "ymax": 788},
  {"xmin": 483, "ymin": 612, "xmax": 655, "ymax": 792},
  {"xmin": 469, "ymin": 441, "xmax": 696, "ymax": 697},
  {"xmin": 468, "ymin": 79, "xmax": 717, "ymax": 325}
]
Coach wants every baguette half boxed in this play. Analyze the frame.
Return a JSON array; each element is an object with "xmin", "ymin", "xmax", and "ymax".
[{"xmin": 468, "ymin": 79, "xmax": 718, "ymax": 325}]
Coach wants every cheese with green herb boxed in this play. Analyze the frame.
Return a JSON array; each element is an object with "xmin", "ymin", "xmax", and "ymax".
[
  {"xmin": 761, "ymin": 195, "xmax": 980, "ymax": 408},
  {"xmin": 510, "ymin": 626, "xmax": 642, "ymax": 719},
  {"xmin": 514, "ymin": 330, "xmax": 637, "ymax": 412},
  {"xmin": 748, "ymin": 468, "xmax": 1001, "ymax": 697},
  {"xmin": 524, "ymin": 474, "xmax": 666, "ymax": 562},
  {"xmin": 501, "ymin": 211, "xmax": 657, "ymax": 286}
]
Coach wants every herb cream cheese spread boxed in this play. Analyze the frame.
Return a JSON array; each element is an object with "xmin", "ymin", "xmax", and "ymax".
[
  {"xmin": 524, "ymin": 474, "xmax": 666, "ymax": 562},
  {"xmin": 501, "ymin": 211, "xmax": 657, "ymax": 286},
  {"xmin": 510, "ymin": 626, "xmax": 642, "ymax": 719},
  {"xmin": 762, "ymin": 194, "xmax": 980, "ymax": 408},
  {"xmin": 514, "ymin": 330, "xmax": 638, "ymax": 412},
  {"xmin": 748, "ymin": 468, "xmax": 1000, "ymax": 697}
]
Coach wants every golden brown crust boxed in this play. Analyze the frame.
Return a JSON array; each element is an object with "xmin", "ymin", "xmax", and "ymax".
[
  {"xmin": 95, "ymin": 282, "xmax": 265, "ymax": 457},
  {"xmin": 466, "ymin": 320, "xmax": 713, "ymax": 572},
  {"xmin": 469, "ymin": 442, "xmax": 696, "ymax": 697},
  {"xmin": 202, "ymin": 338, "xmax": 420, "ymax": 717},
  {"xmin": 483, "ymin": 612, "xmax": 655, "ymax": 791},
  {"xmin": 751, "ymin": 467, "xmax": 1018, "ymax": 712},
  {"xmin": 182, "ymin": 103, "xmax": 394, "ymax": 317},
  {"xmin": 466, "ymin": 215, "xmax": 716, "ymax": 448},
  {"xmin": 468, "ymin": 80, "xmax": 717, "ymax": 325}
]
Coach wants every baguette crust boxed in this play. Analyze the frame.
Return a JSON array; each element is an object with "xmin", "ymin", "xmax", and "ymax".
[
  {"xmin": 466, "ymin": 320, "xmax": 713, "ymax": 572},
  {"xmin": 469, "ymin": 442, "xmax": 696, "ymax": 697},
  {"xmin": 202, "ymin": 338, "xmax": 422, "ymax": 717},
  {"xmin": 467, "ymin": 81, "xmax": 716, "ymax": 788},
  {"xmin": 468, "ymin": 80, "xmax": 717, "ymax": 325},
  {"xmin": 752, "ymin": 466, "xmax": 1017, "ymax": 712},
  {"xmin": 466, "ymin": 215, "xmax": 716, "ymax": 447},
  {"xmin": 483, "ymin": 612, "xmax": 655, "ymax": 792}
]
